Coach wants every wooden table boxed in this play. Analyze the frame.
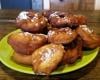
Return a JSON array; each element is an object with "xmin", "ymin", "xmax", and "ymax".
[{"xmin": 0, "ymin": 10, "xmax": 100, "ymax": 80}]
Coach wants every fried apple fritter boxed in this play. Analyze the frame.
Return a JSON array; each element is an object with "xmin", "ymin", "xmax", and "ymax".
[
  {"xmin": 49, "ymin": 11, "xmax": 87, "ymax": 28},
  {"xmin": 76, "ymin": 25, "xmax": 100, "ymax": 49},
  {"xmin": 16, "ymin": 11, "xmax": 48, "ymax": 33},
  {"xmin": 8, "ymin": 32, "xmax": 47, "ymax": 55},
  {"xmin": 32, "ymin": 44, "xmax": 64, "ymax": 75},
  {"xmin": 48, "ymin": 27, "xmax": 77, "ymax": 44}
]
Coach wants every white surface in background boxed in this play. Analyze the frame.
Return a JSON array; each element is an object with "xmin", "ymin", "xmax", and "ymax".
[
  {"xmin": 43, "ymin": 0, "xmax": 50, "ymax": 10},
  {"xmin": 95, "ymin": 0, "xmax": 100, "ymax": 10},
  {"xmin": 0, "ymin": 1, "xmax": 1, "ymax": 9}
]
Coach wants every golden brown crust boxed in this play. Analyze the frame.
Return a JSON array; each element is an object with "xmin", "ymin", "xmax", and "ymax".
[
  {"xmin": 12, "ymin": 51, "xmax": 32, "ymax": 65},
  {"xmin": 62, "ymin": 37, "xmax": 83, "ymax": 64},
  {"xmin": 48, "ymin": 27, "xmax": 77, "ymax": 44},
  {"xmin": 8, "ymin": 32, "xmax": 47, "ymax": 55},
  {"xmin": 32, "ymin": 44, "xmax": 64, "ymax": 75},
  {"xmin": 49, "ymin": 11, "xmax": 68, "ymax": 28},
  {"xmin": 49, "ymin": 11, "xmax": 87, "ymax": 28},
  {"xmin": 76, "ymin": 25, "xmax": 100, "ymax": 49},
  {"xmin": 16, "ymin": 11, "xmax": 48, "ymax": 33}
]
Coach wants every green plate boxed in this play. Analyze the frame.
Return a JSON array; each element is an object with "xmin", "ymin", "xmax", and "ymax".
[{"xmin": 0, "ymin": 29, "xmax": 99, "ymax": 75}]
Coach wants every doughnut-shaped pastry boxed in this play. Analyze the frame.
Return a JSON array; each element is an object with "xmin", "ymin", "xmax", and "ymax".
[
  {"xmin": 8, "ymin": 32, "xmax": 47, "ymax": 55},
  {"xmin": 49, "ymin": 11, "xmax": 68, "ymax": 27},
  {"xmin": 49, "ymin": 11, "xmax": 87, "ymax": 28},
  {"xmin": 12, "ymin": 51, "xmax": 32, "ymax": 65},
  {"xmin": 48, "ymin": 27, "xmax": 77, "ymax": 44},
  {"xmin": 16, "ymin": 11, "xmax": 48, "ymax": 33},
  {"xmin": 66, "ymin": 14, "xmax": 87, "ymax": 29},
  {"xmin": 76, "ymin": 25, "xmax": 100, "ymax": 49},
  {"xmin": 32, "ymin": 44, "xmax": 64, "ymax": 75}
]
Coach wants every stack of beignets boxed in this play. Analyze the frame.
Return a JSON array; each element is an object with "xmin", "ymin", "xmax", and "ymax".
[{"xmin": 7, "ymin": 10, "xmax": 100, "ymax": 75}]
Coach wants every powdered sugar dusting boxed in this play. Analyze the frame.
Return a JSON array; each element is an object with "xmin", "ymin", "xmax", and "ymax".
[
  {"xmin": 48, "ymin": 30, "xmax": 56, "ymax": 36},
  {"xmin": 17, "ymin": 11, "xmax": 29, "ymax": 20},
  {"xmin": 80, "ymin": 25, "xmax": 93, "ymax": 34},
  {"xmin": 24, "ymin": 32, "xmax": 32, "ymax": 36},
  {"xmin": 41, "ymin": 47, "xmax": 55, "ymax": 61}
]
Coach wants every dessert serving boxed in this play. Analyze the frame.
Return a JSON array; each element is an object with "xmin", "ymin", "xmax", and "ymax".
[
  {"xmin": 2, "ymin": 10, "xmax": 100, "ymax": 75},
  {"xmin": 16, "ymin": 11, "xmax": 48, "ymax": 33}
]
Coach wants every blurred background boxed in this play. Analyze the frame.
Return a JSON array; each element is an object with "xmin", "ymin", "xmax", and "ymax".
[{"xmin": 0, "ymin": 0, "xmax": 100, "ymax": 11}]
